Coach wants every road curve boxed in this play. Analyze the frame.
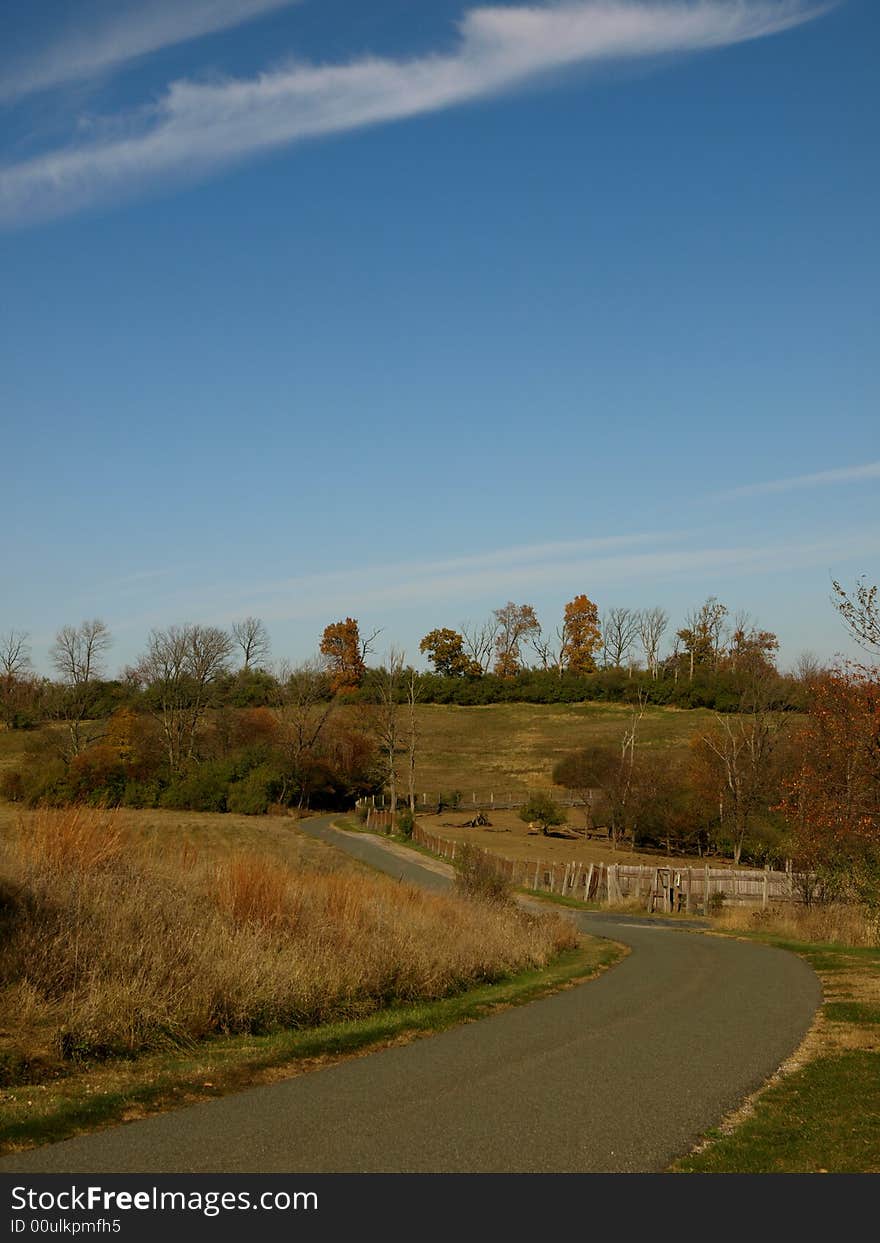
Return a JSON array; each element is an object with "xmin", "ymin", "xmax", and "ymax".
[{"xmin": 0, "ymin": 817, "xmax": 820, "ymax": 1173}]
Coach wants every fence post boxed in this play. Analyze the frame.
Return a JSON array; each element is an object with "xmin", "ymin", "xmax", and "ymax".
[
  {"xmin": 762, "ymin": 866, "xmax": 769, "ymax": 910},
  {"xmin": 704, "ymin": 864, "xmax": 711, "ymax": 915}
]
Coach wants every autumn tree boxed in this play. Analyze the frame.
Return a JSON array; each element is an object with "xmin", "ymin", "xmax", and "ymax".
[
  {"xmin": 492, "ymin": 602, "xmax": 540, "ymax": 678},
  {"xmin": 561, "ymin": 594, "xmax": 602, "ymax": 674},
  {"xmin": 419, "ymin": 628, "xmax": 479, "ymax": 677},
  {"xmin": 532, "ymin": 596, "xmax": 602, "ymax": 675},
  {"xmin": 638, "ymin": 607, "xmax": 669, "ymax": 679},
  {"xmin": 780, "ymin": 667, "xmax": 880, "ymax": 902},
  {"xmin": 690, "ymin": 673, "xmax": 787, "ymax": 865},
  {"xmin": 676, "ymin": 597, "xmax": 728, "ymax": 680},
  {"xmin": 50, "ymin": 619, "xmax": 112, "ymax": 755},
  {"xmin": 136, "ymin": 624, "xmax": 232, "ymax": 772},
  {"xmin": 725, "ymin": 613, "xmax": 779, "ymax": 676},
  {"xmin": 231, "ymin": 617, "xmax": 270, "ymax": 670},
  {"xmin": 601, "ymin": 607, "xmax": 639, "ymax": 669},
  {"xmin": 320, "ymin": 618, "xmax": 380, "ymax": 694},
  {"xmin": 832, "ymin": 577, "xmax": 880, "ymax": 655}
]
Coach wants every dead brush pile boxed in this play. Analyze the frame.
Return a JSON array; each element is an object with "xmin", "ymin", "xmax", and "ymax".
[{"xmin": 0, "ymin": 808, "xmax": 577, "ymax": 1073}]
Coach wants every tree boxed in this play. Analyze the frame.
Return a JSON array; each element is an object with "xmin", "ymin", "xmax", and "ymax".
[
  {"xmin": 555, "ymin": 693, "xmax": 648, "ymax": 848},
  {"xmin": 367, "ymin": 648, "xmax": 406, "ymax": 818},
  {"xmin": 405, "ymin": 664, "xmax": 420, "ymax": 812},
  {"xmin": 461, "ymin": 617, "xmax": 500, "ymax": 675},
  {"xmin": 136, "ymin": 624, "xmax": 232, "ymax": 772},
  {"xmin": 519, "ymin": 792, "xmax": 566, "ymax": 832},
  {"xmin": 320, "ymin": 618, "xmax": 379, "ymax": 694},
  {"xmin": 601, "ymin": 607, "xmax": 639, "ymax": 669},
  {"xmin": 676, "ymin": 597, "xmax": 728, "ymax": 680},
  {"xmin": 726, "ymin": 613, "xmax": 779, "ymax": 676},
  {"xmin": 419, "ymin": 628, "xmax": 479, "ymax": 677},
  {"xmin": 271, "ymin": 661, "xmax": 336, "ymax": 807},
  {"xmin": 556, "ymin": 595, "xmax": 602, "ymax": 675},
  {"xmin": 637, "ymin": 607, "xmax": 668, "ymax": 679},
  {"xmin": 50, "ymin": 619, "xmax": 112, "ymax": 755},
  {"xmin": 231, "ymin": 617, "xmax": 270, "ymax": 670},
  {"xmin": 832, "ymin": 577, "xmax": 880, "ymax": 655},
  {"xmin": 690, "ymin": 674, "xmax": 787, "ymax": 865},
  {"xmin": 780, "ymin": 667, "xmax": 880, "ymax": 903},
  {"xmin": 492, "ymin": 602, "xmax": 540, "ymax": 678},
  {"xmin": 0, "ymin": 629, "xmax": 34, "ymax": 729}
]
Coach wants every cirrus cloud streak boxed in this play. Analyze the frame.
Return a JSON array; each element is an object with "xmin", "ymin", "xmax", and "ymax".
[{"xmin": 0, "ymin": 1, "xmax": 833, "ymax": 227}]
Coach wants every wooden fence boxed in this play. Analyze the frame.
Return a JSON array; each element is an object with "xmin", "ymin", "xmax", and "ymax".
[{"xmin": 408, "ymin": 823, "xmax": 803, "ymax": 912}]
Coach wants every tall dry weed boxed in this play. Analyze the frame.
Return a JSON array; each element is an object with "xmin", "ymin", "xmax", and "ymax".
[
  {"xmin": 716, "ymin": 902, "xmax": 880, "ymax": 947},
  {"xmin": 0, "ymin": 808, "xmax": 578, "ymax": 1074}
]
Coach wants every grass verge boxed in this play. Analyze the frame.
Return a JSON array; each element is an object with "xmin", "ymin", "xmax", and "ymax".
[
  {"xmin": 0, "ymin": 938, "xmax": 623, "ymax": 1156},
  {"xmin": 674, "ymin": 935, "xmax": 880, "ymax": 1173}
]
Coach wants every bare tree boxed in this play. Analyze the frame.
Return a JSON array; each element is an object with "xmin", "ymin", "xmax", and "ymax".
[
  {"xmin": 637, "ymin": 607, "xmax": 668, "ymax": 679},
  {"xmin": 50, "ymin": 619, "xmax": 112, "ymax": 754},
  {"xmin": 405, "ymin": 664, "xmax": 421, "ymax": 812},
  {"xmin": 0, "ymin": 629, "xmax": 34, "ymax": 729},
  {"xmin": 0, "ymin": 629, "xmax": 31, "ymax": 680},
  {"xmin": 368, "ymin": 648, "xmax": 405, "ymax": 819},
  {"xmin": 231, "ymin": 617, "xmax": 271, "ymax": 670},
  {"xmin": 272, "ymin": 660, "xmax": 335, "ymax": 807},
  {"xmin": 460, "ymin": 617, "xmax": 499, "ymax": 674},
  {"xmin": 136, "ymin": 624, "xmax": 232, "ymax": 772},
  {"xmin": 602, "ymin": 607, "xmax": 639, "ymax": 669},
  {"xmin": 359, "ymin": 626, "xmax": 383, "ymax": 663}
]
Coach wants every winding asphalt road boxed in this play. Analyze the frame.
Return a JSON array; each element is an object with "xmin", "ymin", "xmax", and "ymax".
[{"xmin": 0, "ymin": 817, "xmax": 820, "ymax": 1173}]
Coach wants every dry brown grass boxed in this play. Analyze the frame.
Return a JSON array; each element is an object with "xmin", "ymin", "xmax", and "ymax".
[
  {"xmin": 714, "ymin": 902, "xmax": 880, "ymax": 947},
  {"xmin": 0, "ymin": 808, "xmax": 578, "ymax": 1080}
]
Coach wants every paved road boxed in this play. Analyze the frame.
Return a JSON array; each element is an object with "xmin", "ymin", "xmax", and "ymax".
[{"xmin": 0, "ymin": 818, "xmax": 820, "ymax": 1173}]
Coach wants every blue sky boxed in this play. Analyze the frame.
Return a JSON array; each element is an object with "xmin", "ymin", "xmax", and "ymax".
[{"xmin": 1, "ymin": 0, "xmax": 877, "ymax": 675}]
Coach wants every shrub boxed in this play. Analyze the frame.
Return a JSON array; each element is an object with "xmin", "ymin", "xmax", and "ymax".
[
  {"xmin": 519, "ymin": 793, "xmax": 566, "ymax": 829},
  {"xmin": 0, "ymin": 770, "xmax": 25, "ymax": 802},
  {"xmin": 397, "ymin": 808, "xmax": 415, "ymax": 838},
  {"xmin": 453, "ymin": 842, "xmax": 512, "ymax": 905},
  {"xmin": 227, "ymin": 765, "xmax": 282, "ymax": 816}
]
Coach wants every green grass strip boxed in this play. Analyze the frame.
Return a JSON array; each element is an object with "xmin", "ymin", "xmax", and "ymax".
[
  {"xmin": 676, "ymin": 1052, "xmax": 880, "ymax": 1173},
  {"xmin": 0, "ymin": 939, "xmax": 622, "ymax": 1157}
]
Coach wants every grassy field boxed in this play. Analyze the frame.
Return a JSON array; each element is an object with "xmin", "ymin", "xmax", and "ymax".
[{"xmin": 403, "ymin": 701, "xmax": 718, "ymax": 798}]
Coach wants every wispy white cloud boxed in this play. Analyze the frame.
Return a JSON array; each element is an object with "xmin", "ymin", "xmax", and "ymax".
[
  {"xmin": 0, "ymin": 1, "xmax": 300, "ymax": 101},
  {"xmin": 0, "ymin": 1, "xmax": 833, "ymax": 226},
  {"xmin": 722, "ymin": 460, "xmax": 880, "ymax": 498},
  {"xmin": 105, "ymin": 526, "xmax": 880, "ymax": 636}
]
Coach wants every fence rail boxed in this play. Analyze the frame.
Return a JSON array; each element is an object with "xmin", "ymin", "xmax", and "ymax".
[
  {"xmin": 357, "ymin": 788, "xmax": 587, "ymax": 812},
  {"xmin": 402, "ymin": 823, "xmax": 806, "ymax": 912}
]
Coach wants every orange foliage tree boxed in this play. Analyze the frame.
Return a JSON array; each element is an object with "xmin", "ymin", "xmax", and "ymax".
[
  {"xmin": 419, "ymin": 628, "xmax": 480, "ymax": 678},
  {"xmin": 561, "ymin": 594, "xmax": 602, "ymax": 674},
  {"xmin": 320, "ymin": 618, "xmax": 367, "ymax": 694}
]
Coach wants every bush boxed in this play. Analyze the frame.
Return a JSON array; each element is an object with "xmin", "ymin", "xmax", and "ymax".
[
  {"xmin": 397, "ymin": 808, "xmax": 415, "ymax": 838},
  {"xmin": 518, "ymin": 793, "xmax": 566, "ymax": 829},
  {"xmin": 227, "ymin": 765, "xmax": 282, "ymax": 816},
  {"xmin": 0, "ymin": 771, "xmax": 25, "ymax": 802},
  {"xmin": 453, "ymin": 842, "xmax": 512, "ymax": 905}
]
